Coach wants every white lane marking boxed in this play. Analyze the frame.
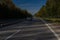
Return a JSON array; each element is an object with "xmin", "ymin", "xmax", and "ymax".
[
  {"xmin": 14, "ymin": 24, "xmax": 45, "ymax": 28},
  {"xmin": 40, "ymin": 18, "xmax": 60, "ymax": 40},
  {"xmin": 0, "ymin": 30, "xmax": 20, "ymax": 34},
  {"xmin": 13, "ymin": 32, "xmax": 42, "ymax": 38},
  {"xmin": 5, "ymin": 30, "xmax": 21, "ymax": 40}
]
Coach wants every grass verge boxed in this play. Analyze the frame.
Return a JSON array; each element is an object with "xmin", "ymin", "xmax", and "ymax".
[{"xmin": 42, "ymin": 18, "xmax": 60, "ymax": 23}]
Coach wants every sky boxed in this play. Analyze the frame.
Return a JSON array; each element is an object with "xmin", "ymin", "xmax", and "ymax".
[{"xmin": 12, "ymin": 0, "xmax": 47, "ymax": 15}]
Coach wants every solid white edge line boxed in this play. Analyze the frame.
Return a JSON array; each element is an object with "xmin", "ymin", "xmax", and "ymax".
[
  {"xmin": 5, "ymin": 30, "xmax": 21, "ymax": 40},
  {"xmin": 5, "ymin": 18, "xmax": 60, "ymax": 40},
  {"xmin": 40, "ymin": 18, "xmax": 60, "ymax": 40}
]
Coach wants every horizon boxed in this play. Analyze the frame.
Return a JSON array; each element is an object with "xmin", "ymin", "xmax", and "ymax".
[{"xmin": 12, "ymin": 0, "xmax": 47, "ymax": 15}]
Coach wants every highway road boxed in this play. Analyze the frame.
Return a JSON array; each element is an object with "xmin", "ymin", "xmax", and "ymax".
[{"xmin": 0, "ymin": 18, "xmax": 60, "ymax": 40}]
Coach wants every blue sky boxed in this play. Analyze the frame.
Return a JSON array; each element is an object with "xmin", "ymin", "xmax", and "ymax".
[{"xmin": 12, "ymin": 0, "xmax": 47, "ymax": 15}]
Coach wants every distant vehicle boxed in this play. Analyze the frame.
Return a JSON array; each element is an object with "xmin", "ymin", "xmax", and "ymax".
[{"xmin": 27, "ymin": 17, "xmax": 33, "ymax": 21}]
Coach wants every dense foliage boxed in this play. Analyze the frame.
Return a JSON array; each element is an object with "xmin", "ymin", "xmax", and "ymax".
[
  {"xmin": 0, "ymin": 0, "xmax": 32, "ymax": 18},
  {"xmin": 35, "ymin": 0, "xmax": 60, "ymax": 18}
]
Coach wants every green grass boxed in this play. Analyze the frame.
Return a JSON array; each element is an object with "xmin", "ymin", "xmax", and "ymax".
[{"xmin": 42, "ymin": 18, "xmax": 60, "ymax": 23}]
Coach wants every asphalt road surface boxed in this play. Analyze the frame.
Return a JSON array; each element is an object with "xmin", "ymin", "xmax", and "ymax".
[{"xmin": 0, "ymin": 18, "xmax": 60, "ymax": 40}]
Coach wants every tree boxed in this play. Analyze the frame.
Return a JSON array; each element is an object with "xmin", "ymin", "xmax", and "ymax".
[
  {"xmin": 35, "ymin": 0, "xmax": 60, "ymax": 18},
  {"xmin": 0, "ymin": 0, "xmax": 32, "ymax": 19}
]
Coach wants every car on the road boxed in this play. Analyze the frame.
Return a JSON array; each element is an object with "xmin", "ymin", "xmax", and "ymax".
[{"xmin": 26, "ymin": 17, "xmax": 33, "ymax": 21}]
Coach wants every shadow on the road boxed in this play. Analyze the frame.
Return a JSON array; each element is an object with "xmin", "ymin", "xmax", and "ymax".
[{"xmin": 0, "ymin": 19, "xmax": 25, "ymax": 28}]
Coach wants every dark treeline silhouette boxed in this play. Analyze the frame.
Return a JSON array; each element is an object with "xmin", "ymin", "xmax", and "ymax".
[
  {"xmin": 35, "ymin": 0, "xmax": 60, "ymax": 18},
  {"xmin": 0, "ymin": 0, "xmax": 32, "ymax": 19}
]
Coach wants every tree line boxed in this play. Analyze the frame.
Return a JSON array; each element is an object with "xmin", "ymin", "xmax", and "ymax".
[
  {"xmin": 35, "ymin": 0, "xmax": 60, "ymax": 18},
  {"xmin": 0, "ymin": 0, "xmax": 32, "ymax": 19}
]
